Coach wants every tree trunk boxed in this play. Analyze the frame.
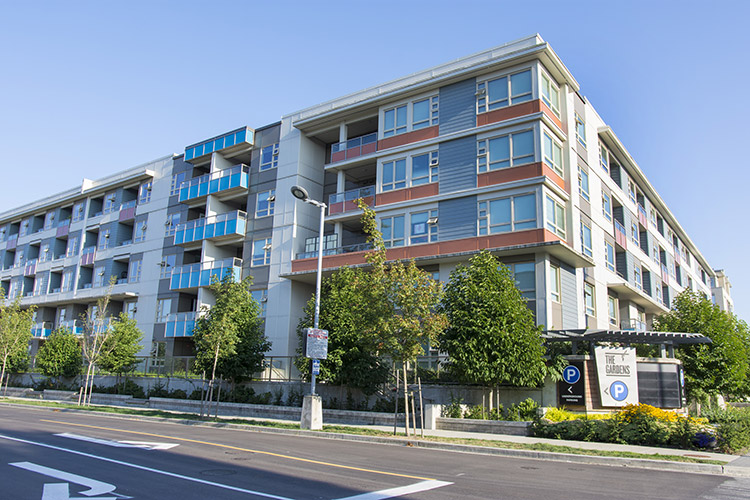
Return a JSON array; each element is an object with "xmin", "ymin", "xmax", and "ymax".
[
  {"xmin": 392, "ymin": 366, "xmax": 399, "ymax": 436},
  {"xmin": 402, "ymin": 362, "xmax": 410, "ymax": 438},
  {"xmin": 86, "ymin": 363, "xmax": 96, "ymax": 406},
  {"xmin": 0, "ymin": 354, "xmax": 8, "ymax": 396},
  {"xmin": 79, "ymin": 363, "xmax": 92, "ymax": 406}
]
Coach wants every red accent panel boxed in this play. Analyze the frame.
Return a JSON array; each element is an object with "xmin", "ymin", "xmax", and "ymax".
[
  {"xmin": 477, "ymin": 163, "xmax": 565, "ymax": 191},
  {"xmin": 329, "ymin": 202, "xmax": 344, "ymax": 215},
  {"xmin": 638, "ymin": 211, "xmax": 648, "ymax": 228},
  {"xmin": 615, "ymin": 228, "xmax": 628, "ymax": 249},
  {"xmin": 56, "ymin": 224, "xmax": 69, "ymax": 237},
  {"xmin": 378, "ymin": 126, "xmax": 439, "ymax": 151},
  {"xmin": 361, "ymin": 142, "xmax": 377, "ymax": 155},
  {"xmin": 375, "ymin": 183, "xmax": 438, "ymax": 207},
  {"xmin": 331, "ymin": 151, "xmax": 346, "ymax": 163},
  {"xmin": 477, "ymin": 101, "xmax": 540, "ymax": 127},
  {"xmin": 119, "ymin": 207, "xmax": 136, "ymax": 222},
  {"xmin": 539, "ymin": 101, "xmax": 564, "ymax": 131},
  {"xmin": 345, "ymin": 147, "xmax": 361, "ymax": 160},
  {"xmin": 6, "ymin": 238, "xmax": 16, "ymax": 250},
  {"xmin": 81, "ymin": 251, "xmax": 96, "ymax": 266}
]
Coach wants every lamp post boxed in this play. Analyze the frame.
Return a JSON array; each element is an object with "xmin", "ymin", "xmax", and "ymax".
[{"xmin": 290, "ymin": 185, "xmax": 326, "ymax": 396}]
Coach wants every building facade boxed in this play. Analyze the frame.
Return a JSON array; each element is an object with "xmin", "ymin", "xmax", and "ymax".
[{"xmin": 0, "ymin": 35, "xmax": 729, "ymax": 378}]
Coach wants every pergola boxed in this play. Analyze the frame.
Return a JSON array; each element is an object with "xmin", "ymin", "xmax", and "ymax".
[{"xmin": 542, "ymin": 329, "xmax": 710, "ymax": 357}]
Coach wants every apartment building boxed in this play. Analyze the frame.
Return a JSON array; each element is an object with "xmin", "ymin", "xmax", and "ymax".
[
  {"xmin": 712, "ymin": 269, "xmax": 734, "ymax": 314},
  {"xmin": 0, "ymin": 35, "xmax": 728, "ymax": 378}
]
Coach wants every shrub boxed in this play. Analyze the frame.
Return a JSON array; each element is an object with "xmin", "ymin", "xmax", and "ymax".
[
  {"xmin": 703, "ymin": 406, "xmax": 750, "ymax": 454},
  {"xmin": 506, "ymin": 398, "xmax": 539, "ymax": 421},
  {"xmin": 441, "ymin": 398, "xmax": 464, "ymax": 419},
  {"xmin": 147, "ymin": 382, "xmax": 170, "ymax": 398},
  {"xmin": 487, "ymin": 405, "xmax": 504, "ymax": 421},
  {"xmin": 169, "ymin": 389, "xmax": 187, "ymax": 399},
  {"xmin": 464, "ymin": 405, "xmax": 486, "ymax": 420}
]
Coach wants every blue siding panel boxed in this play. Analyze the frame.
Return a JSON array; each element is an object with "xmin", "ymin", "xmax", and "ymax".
[
  {"xmin": 439, "ymin": 78, "xmax": 476, "ymax": 135},
  {"xmin": 438, "ymin": 196, "xmax": 476, "ymax": 242},
  {"xmin": 561, "ymin": 264, "xmax": 578, "ymax": 329},
  {"xmin": 439, "ymin": 136, "xmax": 476, "ymax": 194}
]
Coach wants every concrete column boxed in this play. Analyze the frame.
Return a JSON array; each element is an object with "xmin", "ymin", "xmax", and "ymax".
[
  {"xmin": 337, "ymin": 170, "xmax": 346, "ymax": 192},
  {"xmin": 301, "ymin": 394, "xmax": 323, "ymax": 430},
  {"xmin": 659, "ymin": 344, "xmax": 667, "ymax": 358},
  {"xmin": 423, "ymin": 404, "xmax": 441, "ymax": 430},
  {"xmin": 334, "ymin": 222, "xmax": 342, "ymax": 247},
  {"xmin": 339, "ymin": 123, "xmax": 348, "ymax": 143}
]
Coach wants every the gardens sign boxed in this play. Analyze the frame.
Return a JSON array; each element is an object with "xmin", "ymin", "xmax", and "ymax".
[{"xmin": 594, "ymin": 346, "xmax": 639, "ymax": 406}]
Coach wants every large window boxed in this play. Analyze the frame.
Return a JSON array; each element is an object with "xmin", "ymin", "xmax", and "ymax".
[
  {"xmin": 608, "ymin": 296, "xmax": 618, "ymax": 326},
  {"xmin": 155, "ymin": 299, "xmax": 171, "ymax": 323},
  {"xmin": 542, "ymin": 132, "xmax": 563, "ymax": 177},
  {"xmin": 540, "ymin": 72, "xmax": 560, "ymax": 117},
  {"xmin": 510, "ymin": 262, "xmax": 536, "ymax": 305},
  {"xmin": 383, "ymin": 96, "xmax": 438, "ymax": 138},
  {"xmin": 411, "ymin": 151, "xmax": 438, "ymax": 185},
  {"xmin": 630, "ymin": 221, "xmax": 639, "ymax": 246},
  {"xmin": 412, "ymin": 96, "xmax": 439, "ymax": 130},
  {"xmin": 98, "ymin": 229, "xmax": 111, "ymax": 250},
  {"xmin": 602, "ymin": 192, "xmax": 612, "ymax": 221},
  {"xmin": 382, "ymin": 151, "xmax": 438, "ymax": 191},
  {"xmin": 382, "ymin": 159, "xmax": 406, "ymax": 191},
  {"xmin": 383, "ymin": 105, "xmax": 406, "ymax": 137},
  {"xmin": 628, "ymin": 179, "xmax": 637, "ymax": 204},
  {"xmin": 260, "ymin": 144, "xmax": 279, "ymax": 171},
  {"xmin": 634, "ymin": 263, "xmax": 643, "ymax": 290},
  {"xmin": 252, "ymin": 238, "xmax": 272, "ymax": 266},
  {"xmin": 256, "ymin": 189, "xmax": 276, "ymax": 218},
  {"xmin": 545, "ymin": 196, "xmax": 566, "ymax": 237},
  {"xmin": 575, "ymin": 113, "xmax": 586, "ymax": 148},
  {"xmin": 44, "ymin": 211, "xmax": 55, "ymax": 230},
  {"xmin": 476, "ymin": 69, "xmax": 532, "ymax": 113},
  {"xmin": 160, "ymin": 254, "xmax": 176, "ymax": 279},
  {"xmin": 381, "ymin": 215, "xmax": 405, "ymax": 248},
  {"xmin": 605, "ymin": 241, "xmax": 615, "ymax": 272},
  {"xmin": 103, "ymin": 193, "xmax": 117, "ymax": 214},
  {"xmin": 129, "ymin": 259, "xmax": 142, "ymax": 284},
  {"xmin": 134, "ymin": 220, "xmax": 147, "ymax": 243},
  {"xmin": 578, "ymin": 166, "xmax": 590, "ymax": 201},
  {"xmin": 139, "ymin": 180, "xmax": 152, "ymax": 204},
  {"xmin": 599, "ymin": 142, "xmax": 610, "ymax": 173},
  {"xmin": 410, "ymin": 210, "xmax": 438, "ymax": 244},
  {"xmin": 584, "ymin": 283, "xmax": 595, "ymax": 316},
  {"xmin": 170, "ymin": 172, "xmax": 186, "ymax": 196},
  {"xmin": 478, "ymin": 194, "xmax": 536, "ymax": 235},
  {"xmin": 550, "ymin": 264, "xmax": 561, "ymax": 302},
  {"xmin": 165, "ymin": 213, "xmax": 180, "ymax": 237},
  {"xmin": 94, "ymin": 266, "xmax": 106, "ymax": 287},
  {"xmin": 477, "ymin": 130, "xmax": 534, "ymax": 173},
  {"xmin": 581, "ymin": 222, "xmax": 593, "ymax": 257},
  {"xmin": 73, "ymin": 201, "xmax": 86, "ymax": 222}
]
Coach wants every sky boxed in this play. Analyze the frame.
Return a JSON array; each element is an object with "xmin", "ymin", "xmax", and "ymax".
[{"xmin": 0, "ymin": 0, "xmax": 748, "ymax": 322}]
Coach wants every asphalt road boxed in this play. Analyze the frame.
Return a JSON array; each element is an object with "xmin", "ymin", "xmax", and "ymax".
[{"xmin": 0, "ymin": 404, "xmax": 748, "ymax": 500}]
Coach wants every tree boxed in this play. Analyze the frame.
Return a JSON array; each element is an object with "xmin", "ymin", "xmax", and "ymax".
[
  {"xmin": 0, "ymin": 293, "xmax": 35, "ymax": 394},
  {"xmin": 294, "ymin": 266, "xmax": 390, "ymax": 396},
  {"xmin": 356, "ymin": 200, "xmax": 447, "ymax": 435},
  {"xmin": 97, "ymin": 313, "xmax": 143, "ymax": 376},
  {"xmin": 35, "ymin": 329, "xmax": 82, "ymax": 387},
  {"xmin": 79, "ymin": 279, "xmax": 118, "ymax": 405},
  {"xmin": 439, "ymin": 251, "xmax": 547, "ymax": 405},
  {"xmin": 654, "ymin": 290, "xmax": 750, "ymax": 402},
  {"xmin": 193, "ymin": 274, "xmax": 270, "ymax": 412}
]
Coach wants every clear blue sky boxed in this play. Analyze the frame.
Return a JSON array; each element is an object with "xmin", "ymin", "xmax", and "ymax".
[{"xmin": 1, "ymin": 0, "xmax": 748, "ymax": 322}]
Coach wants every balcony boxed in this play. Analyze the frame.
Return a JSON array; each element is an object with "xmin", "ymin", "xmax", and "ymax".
[
  {"xmin": 637, "ymin": 204, "xmax": 648, "ymax": 228},
  {"xmin": 179, "ymin": 165, "xmax": 249, "ymax": 204},
  {"xmin": 119, "ymin": 200, "xmax": 137, "ymax": 221},
  {"xmin": 296, "ymin": 242, "xmax": 372, "ymax": 260},
  {"xmin": 614, "ymin": 220, "xmax": 627, "ymax": 249},
  {"xmin": 165, "ymin": 312, "xmax": 197, "ymax": 338},
  {"xmin": 173, "ymin": 211, "xmax": 247, "ymax": 246},
  {"xmin": 31, "ymin": 322, "xmax": 53, "ymax": 338},
  {"xmin": 81, "ymin": 246, "xmax": 96, "ymax": 266},
  {"xmin": 184, "ymin": 127, "xmax": 254, "ymax": 163},
  {"xmin": 661, "ymin": 264, "xmax": 669, "ymax": 285},
  {"xmin": 24, "ymin": 259, "xmax": 37, "ymax": 276},
  {"xmin": 329, "ymin": 133, "xmax": 378, "ymax": 164},
  {"xmin": 56, "ymin": 219, "xmax": 70, "ymax": 237},
  {"xmin": 328, "ymin": 186, "xmax": 375, "ymax": 215},
  {"xmin": 621, "ymin": 319, "xmax": 647, "ymax": 331},
  {"xmin": 170, "ymin": 258, "xmax": 242, "ymax": 291},
  {"xmin": 61, "ymin": 319, "xmax": 84, "ymax": 335}
]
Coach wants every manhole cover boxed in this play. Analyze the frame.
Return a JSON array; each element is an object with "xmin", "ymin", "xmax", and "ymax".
[{"xmin": 200, "ymin": 469, "xmax": 237, "ymax": 476}]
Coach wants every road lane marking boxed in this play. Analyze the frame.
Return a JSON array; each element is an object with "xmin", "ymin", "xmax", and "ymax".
[
  {"xmin": 10, "ymin": 461, "xmax": 118, "ymax": 497},
  {"xmin": 55, "ymin": 432, "xmax": 179, "ymax": 450},
  {"xmin": 333, "ymin": 480, "xmax": 453, "ymax": 500},
  {"xmin": 1, "ymin": 434, "xmax": 294, "ymax": 500},
  {"xmin": 40, "ymin": 419, "xmax": 433, "ymax": 481}
]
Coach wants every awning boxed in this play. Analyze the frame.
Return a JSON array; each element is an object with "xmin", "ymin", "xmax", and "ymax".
[{"xmin": 542, "ymin": 329, "xmax": 711, "ymax": 345}]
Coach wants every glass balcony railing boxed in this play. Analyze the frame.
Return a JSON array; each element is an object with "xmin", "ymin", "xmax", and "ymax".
[
  {"xmin": 621, "ymin": 319, "xmax": 647, "ymax": 331},
  {"xmin": 179, "ymin": 165, "xmax": 249, "ymax": 203},
  {"xmin": 184, "ymin": 127, "xmax": 253, "ymax": 162},
  {"xmin": 328, "ymin": 186, "xmax": 375, "ymax": 215},
  {"xmin": 329, "ymin": 133, "xmax": 378, "ymax": 164},
  {"xmin": 173, "ymin": 211, "xmax": 247, "ymax": 246},
  {"xmin": 81, "ymin": 246, "xmax": 96, "ymax": 266},
  {"xmin": 170, "ymin": 258, "xmax": 242, "ymax": 291},
  {"xmin": 614, "ymin": 219, "xmax": 627, "ymax": 248},
  {"xmin": 165, "ymin": 312, "xmax": 197, "ymax": 338},
  {"xmin": 31, "ymin": 322, "xmax": 53, "ymax": 338},
  {"xmin": 60, "ymin": 320, "xmax": 84, "ymax": 335},
  {"xmin": 296, "ymin": 242, "xmax": 372, "ymax": 260}
]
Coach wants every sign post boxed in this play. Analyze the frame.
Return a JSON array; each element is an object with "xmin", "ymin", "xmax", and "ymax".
[{"xmin": 304, "ymin": 327, "xmax": 328, "ymax": 395}]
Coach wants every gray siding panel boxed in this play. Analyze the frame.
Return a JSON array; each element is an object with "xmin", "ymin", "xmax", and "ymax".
[
  {"xmin": 438, "ymin": 196, "xmax": 476, "ymax": 242},
  {"xmin": 560, "ymin": 263, "xmax": 578, "ymax": 329},
  {"xmin": 439, "ymin": 136, "xmax": 476, "ymax": 194},
  {"xmin": 439, "ymin": 78, "xmax": 476, "ymax": 135}
]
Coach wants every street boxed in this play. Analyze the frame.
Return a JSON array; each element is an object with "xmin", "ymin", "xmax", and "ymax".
[{"xmin": 0, "ymin": 404, "xmax": 748, "ymax": 499}]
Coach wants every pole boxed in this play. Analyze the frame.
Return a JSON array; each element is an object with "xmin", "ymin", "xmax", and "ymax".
[{"xmin": 311, "ymin": 202, "xmax": 325, "ymax": 396}]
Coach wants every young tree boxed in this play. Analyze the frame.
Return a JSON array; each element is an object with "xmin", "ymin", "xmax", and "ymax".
[
  {"xmin": 35, "ymin": 329, "xmax": 82, "ymax": 388},
  {"xmin": 439, "ymin": 251, "xmax": 547, "ymax": 405},
  {"xmin": 654, "ymin": 290, "xmax": 750, "ymax": 402},
  {"xmin": 294, "ymin": 266, "xmax": 390, "ymax": 396},
  {"xmin": 79, "ymin": 279, "xmax": 118, "ymax": 405},
  {"xmin": 0, "ymin": 293, "xmax": 35, "ymax": 394},
  {"xmin": 192, "ymin": 274, "xmax": 270, "ymax": 410},
  {"xmin": 97, "ymin": 313, "xmax": 143, "ymax": 376}
]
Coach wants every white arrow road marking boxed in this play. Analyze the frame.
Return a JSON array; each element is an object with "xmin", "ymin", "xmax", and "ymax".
[
  {"xmin": 10, "ymin": 462, "xmax": 117, "ymax": 497},
  {"xmin": 55, "ymin": 433, "xmax": 179, "ymax": 450},
  {"xmin": 333, "ymin": 480, "xmax": 453, "ymax": 500},
  {"xmin": 42, "ymin": 482, "xmax": 117, "ymax": 500},
  {"xmin": 2, "ymin": 434, "xmax": 293, "ymax": 500}
]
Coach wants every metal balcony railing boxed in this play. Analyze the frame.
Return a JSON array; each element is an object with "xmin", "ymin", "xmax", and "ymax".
[{"xmin": 329, "ymin": 133, "xmax": 377, "ymax": 164}]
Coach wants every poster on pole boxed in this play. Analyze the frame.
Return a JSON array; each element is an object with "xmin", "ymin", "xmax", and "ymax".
[
  {"xmin": 594, "ymin": 346, "xmax": 639, "ymax": 406},
  {"xmin": 304, "ymin": 328, "xmax": 328, "ymax": 359}
]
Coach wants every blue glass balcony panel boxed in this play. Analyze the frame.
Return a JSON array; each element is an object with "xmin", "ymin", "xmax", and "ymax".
[
  {"xmin": 184, "ymin": 127, "xmax": 254, "ymax": 162},
  {"xmin": 173, "ymin": 210, "xmax": 246, "ymax": 246},
  {"xmin": 165, "ymin": 312, "xmax": 197, "ymax": 338},
  {"xmin": 179, "ymin": 165, "xmax": 249, "ymax": 203},
  {"xmin": 169, "ymin": 258, "xmax": 242, "ymax": 291}
]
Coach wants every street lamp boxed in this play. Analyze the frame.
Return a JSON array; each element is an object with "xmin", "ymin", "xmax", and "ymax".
[{"xmin": 290, "ymin": 185, "xmax": 326, "ymax": 395}]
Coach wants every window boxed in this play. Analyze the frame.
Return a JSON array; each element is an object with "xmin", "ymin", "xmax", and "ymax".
[
  {"xmin": 477, "ymin": 130, "xmax": 534, "ymax": 173},
  {"xmin": 134, "ymin": 220, "xmax": 147, "ymax": 243},
  {"xmin": 139, "ymin": 180, "xmax": 152, "ymax": 204},
  {"xmin": 251, "ymin": 290, "xmax": 267, "ymax": 318},
  {"xmin": 170, "ymin": 172, "xmax": 186, "ymax": 196},
  {"xmin": 383, "ymin": 105, "xmax": 406, "ymax": 137},
  {"xmin": 73, "ymin": 201, "xmax": 85, "ymax": 222},
  {"xmin": 655, "ymin": 282, "xmax": 663, "ymax": 304},
  {"xmin": 165, "ymin": 213, "xmax": 181, "ymax": 236},
  {"xmin": 44, "ymin": 211, "xmax": 55, "ymax": 230},
  {"xmin": 411, "ymin": 151, "xmax": 438, "ymax": 185},
  {"xmin": 575, "ymin": 113, "xmax": 586, "ymax": 148},
  {"xmin": 103, "ymin": 193, "xmax": 117, "ymax": 214},
  {"xmin": 608, "ymin": 296, "xmax": 618, "ymax": 326},
  {"xmin": 252, "ymin": 238, "xmax": 272, "ymax": 266},
  {"xmin": 542, "ymin": 132, "xmax": 563, "ymax": 177},
  {"xmin": 540, "ymin": 72, "xmax": 560, "ymax": 117},
  {"xmin": 0, "ymin": 227, "xmax": 5, "ymax": 241},
  {"xmin": 128, "ymin": 259, "xmax": 142, "ymax": 283},
  {"xmin": 627, "ymin": 179, "xmax": 637, "ymax": 204},
  {"xmin": 40, "ymin": 243, "xmax": 50, "ymax": 262},
  {"xmin": 630, "ymin": 221, "xmax": 639, "ymax": 246},
  {"xmin": 94, "ymin": 266, "xmax": 106, "ymax": 287},
  {"xmin": 20, "ymin": 219, "xmax": 30, "ymax": 237},
  {"xmin": 260, "ymin": 143, "xmax": 279, "ymax": 171},
  {"xmin": 62, "ymin": 270, "xmax": 74, "ymax": 292},
  {"xmin": 584, "ymin": 283, "xmax": 595, "ymax": 316},
  {"xmin": 256, "ymin": 189, "xmax": 276, "ymax": 218},
  {"xmin": 478, "ymin": 194, "xmax": 536, "ymax": 235},
  {"xmin": 33, "ymin": 276, "xmax": 46, "ymax": 296},
  {"xmin": 580, "ymin": 222, "xmax": 592, "ymax": 257},
  {"xmin": 410, "ymin": 210, "xmax": 438, "ymax": 244},
  {"xmin": 602, "ymin": 192, "xmax": 612, "ymax": 221},
  {"xmin": 66, "ymin": 236, "xmax": 79, "ymax": 257},
  {"xmin": 550, "ymin": 264, "xmax": 561, "ymax": 302},
  {"xmin": 652, "ymin": 242, "xmax": 660, "ymax": 263},
  {"xmin": 634, "ymin": 263, "xmax": 643, "ymax": 290},
  {"xmin": 98, "ymin": 229, "xmax": 110, "ymax": 250},
  {"xmin": 545, "ymin": 196, "xmax": 566, "ymax": 237},
  {"xmin": 304, "ymin": 234, "xmax": 338, "ymax": 256},
  {"xmin": 155, "ymin": 299, "xmax": 171, "ymax": 323},
  {"xmin": 605, "ymin": 241, "xmax": 615, "ymax": 272},
  {"xmin": 382, "ymin": 158, "xmax": 406, "ymax": 191},
  {"xmin": 476, "ymin": 69, "xmax": 532, "ymax": 113},
  {"xmin": 599, "ymin": 142, "xmax": 610, "ymax": 173},
  {"xmin": 412, "ymin": 96, "xmax": 439, "ymax": 130},
  {"xmin": 160, "ymin": 254, "xmax": 176, "ymax": 279},
  {"xmin": 125, "ymin": 301, "xmax": 137, "ymax": 319},
  {"xmin": 649, "ymin": 207, "xmax": 657, "ymax": 226},
  {"xmin": 381, "ymin": 215, "xmax": 405, "ymax": 247},
  {"xmin": 510, "ymin": 262, "xmax": 536, "ymax": 304},
  {"xmin": 14, "ymin": 249, "xmax": 24, "ymax": 267},
  {"xmin": 578, "ymin": 166, "xmax": 590, "ymax": 201}
]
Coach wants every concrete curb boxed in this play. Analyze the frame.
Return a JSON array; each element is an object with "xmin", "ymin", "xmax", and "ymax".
[{"xmin": 2, "ymin": 401, "xmax": 747, "ymax": 478}]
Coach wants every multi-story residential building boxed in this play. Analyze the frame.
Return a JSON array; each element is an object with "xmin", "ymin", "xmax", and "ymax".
[
  {"xmin": 712, "ymin": 269, "xmax": 734, "ymax": 314},
  {"xmin": 0, "ymin": 35, "xmax": 728, "ymax": 381}
]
